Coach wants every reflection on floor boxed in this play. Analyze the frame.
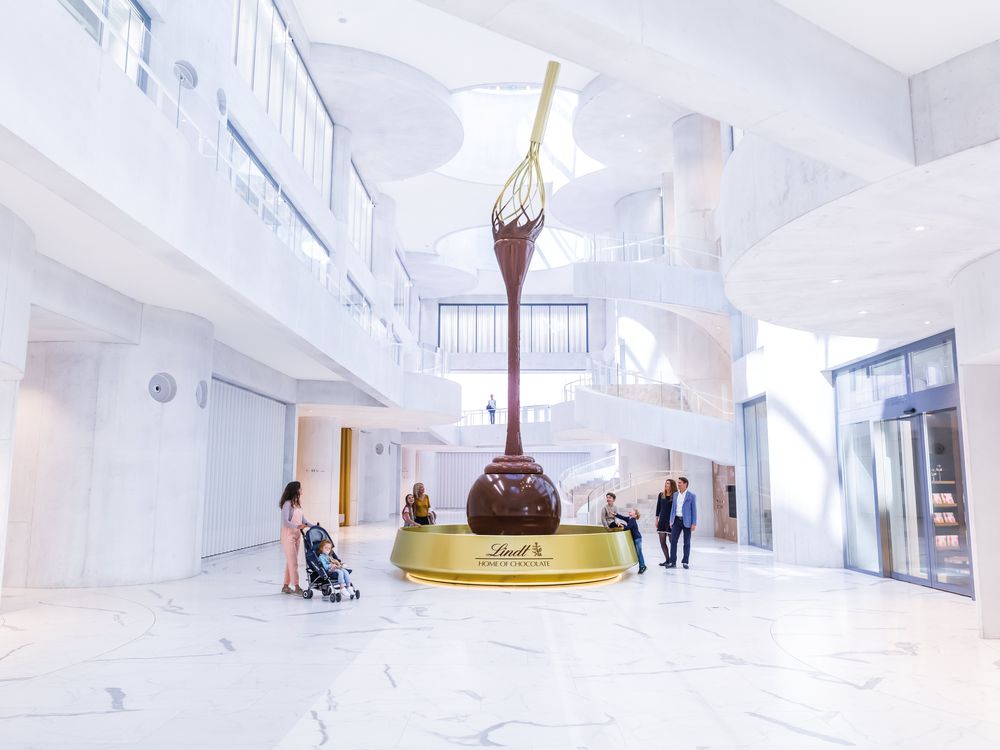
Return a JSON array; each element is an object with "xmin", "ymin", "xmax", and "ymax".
[{"xmin": 1, "ymin": 518, "xmax": 999, "ymax": 749}]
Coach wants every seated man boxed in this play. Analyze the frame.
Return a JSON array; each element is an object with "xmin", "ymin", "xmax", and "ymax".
[{"xmin": 601, "ymin": 492, "xmax": 623, "ymax": 529}]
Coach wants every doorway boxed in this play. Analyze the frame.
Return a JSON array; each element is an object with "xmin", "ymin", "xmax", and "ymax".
[{"xmin": 874, "ymin": 409, "xmax": 971, "ymax": 594}]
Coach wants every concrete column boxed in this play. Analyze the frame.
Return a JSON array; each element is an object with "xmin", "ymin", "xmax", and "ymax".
[
  {"xmin": 613, "ymin": 189, "xmax": 663, "ymax": 239},
  {"xmin": 4, "ymin": 306, "xmax": 213, "ymax": 588},
  {"xmin": 671, "ymin": 114, "xmax": 723, "ymax": 268},
  {"xmin": 296, "ymin": 416, "xmax": 342, "ymax": 539},
  {"xmin": 660, "ymin": 174, "xmax": 676, "ymax": 242},
  {"xmin": 401, "ymin": 446, "xmax": 417, "ymax": 513},
  {"xmin": 358, "ymin": 429, "xmax": 402, "ymax": 523},
  {"xmin": 952, "ymin": 250, "xmax": 1000, "ymax": 638},
  {"xmin": 674, "ymin": 454, "xmax": 715, "ymax": 538},
  {"xmin": 0, "ymin": 205, "xmax": 34, "ymax": 599}
]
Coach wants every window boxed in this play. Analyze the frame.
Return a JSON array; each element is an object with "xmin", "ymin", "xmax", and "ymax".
[
  {"xmin": 59, "ymin": 0, "xmax": 150, "ymax": 90},
  {"xmin": 347, "ymin": 164, "xmax": 374, "ymax": 268},
  {"xmin": 345, "ymin": 277, "xmax": 372, "ymax": 333},
  {"xmin": 836, "ymin": 334, "xmax": 957, "ymax": 414},
  {"xmin": 910, "ymin": 340, "xmax": 955, "ymax": 392},
  {"xmin": 840, "ymin": 421, "xmax": 879, "ymax": 572},
  {"xmin": 226, "ymin": 125, "xmax": 329, "ymax": 264},
  {"xmin": 232, "ymin": 0, "xmax": 334, "ymax": 201},
  {"xmin": 393, "ymin": 253, "xmax": 413, "ymax": 326},
  {"xmin": 438, "ymin": 304, "xmax": 588, "ymax": 354},
  {"xmin": 743, "ymin": 399, "xmax": 772, "ymax": 549}
]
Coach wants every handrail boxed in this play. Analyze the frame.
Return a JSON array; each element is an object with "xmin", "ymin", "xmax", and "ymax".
[
  {"xmin": 586, "ymin": 234, "xmax": 722, "ymax": 270},
  {"xmin": 564, "ymin": 361, "xmax": 734, "ymax": 419},
  {"xmin": 459, "ymin": 404, "xmax": 550, "ymax": 426},
  {"xmin": 556, "ymin": 453, "xmax": 619, "ymax": 520},
  {"xmin": 58, "ymin": 0, "xmax": 431, "ymax": 373},
  {"xmin": 581, "ymin": 469, "xmax": 683, "ymax": 525}
]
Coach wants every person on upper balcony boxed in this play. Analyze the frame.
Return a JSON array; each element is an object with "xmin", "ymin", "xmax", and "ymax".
[{"xmin": 486, "ymin": 394, "xmax": 497, "ymax": 424}]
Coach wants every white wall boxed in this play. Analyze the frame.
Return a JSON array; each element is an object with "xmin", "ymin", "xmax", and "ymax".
[
  {"xmin": 4, "ymin": 306, "xmax": 214, "ymax": 587},
  {"xmin": 616, "ymin": 301, "xmax": 731, "ymax": 401},
  {"xmin": 952, "ymin": 250, "xmax": 1000, "ymax": 638},
  {"xmin": 432, "ymin": 451, "xmax": 591, "ymax": 509},
  {"xmin": 296, "ymin": 417, "xmax": 343, "ymax": 538}
]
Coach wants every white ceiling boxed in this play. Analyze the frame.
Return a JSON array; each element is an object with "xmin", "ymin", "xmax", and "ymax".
[
  {"xmin": 292, "ymin": 0, "xmax": 596, "ymax": 90},
  {"xmin": 774, "ymin": 0, "xmax": 1000, "ymax": 74}
]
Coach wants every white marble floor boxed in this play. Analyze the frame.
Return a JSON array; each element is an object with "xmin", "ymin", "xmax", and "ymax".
[{"xmin": 1, "ymin": 520, "xmax": 999, "ymax": 750}]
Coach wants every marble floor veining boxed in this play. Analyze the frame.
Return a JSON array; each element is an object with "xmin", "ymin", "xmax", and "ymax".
[{"xmin": 1, "ymin": 519, "xmax": 999, "ymax": 749}]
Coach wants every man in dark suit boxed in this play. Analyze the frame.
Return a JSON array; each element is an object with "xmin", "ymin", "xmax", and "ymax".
[{"xmin": 667, "ymin": 476, "xmax": 697, "ymax": 569}]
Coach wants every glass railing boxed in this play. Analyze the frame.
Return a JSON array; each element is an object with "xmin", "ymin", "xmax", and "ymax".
[
  {"xmin": 564, "ymin": 362, "xmax": 734, "ymax": 419},
  {"xmin": 579, "ymin": 470, "xmax": 683, "ymax": 525},
  {"xmin": 459, "ymin": 404, "xmax": 550, "ymax": 426},
  {"xmin": 55, "ymin": 0, "xmax": 429, "ymax": 373},
  {"xmin": 586, "ymin": 234, "xmax": 722, "ymax": 271},
  {"xmin": 556, "ymin": 453, "xmax": 619, "ymax": 520},
  {"xmin": 388, "ymin": 342, "xmax": 449, "ymax": 377}
]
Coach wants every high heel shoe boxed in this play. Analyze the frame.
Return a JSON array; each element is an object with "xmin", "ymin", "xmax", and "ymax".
[{"xmin": 281, "ymin": 585, "xmax": 292, "ymax": 594}]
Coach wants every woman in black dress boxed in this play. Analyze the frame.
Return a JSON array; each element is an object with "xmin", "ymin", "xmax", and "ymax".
[{"xmin": 654, "ymin": 478, "xmax": 678, "ymax": 566}]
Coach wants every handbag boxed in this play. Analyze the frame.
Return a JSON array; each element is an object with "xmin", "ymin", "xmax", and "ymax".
[{"xmin": 428, "ymin": 508, "xmax": 437, "ymax": 525}]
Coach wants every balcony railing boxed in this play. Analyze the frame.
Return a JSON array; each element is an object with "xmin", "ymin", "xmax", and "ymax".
[
  {"xmin": 56, "ymin": 0, "xmax": 430, "ymax": 372},
  {"xmin": 586, "ymin": 234, "xmax": 722, "ymax": 271},
  {"xmin": 459, "ymin": 404, "xmax": 550, "ymax": 426},
  {"xmin": 564, "ymin": 362, "xmax": 733, "ymax": 420}
]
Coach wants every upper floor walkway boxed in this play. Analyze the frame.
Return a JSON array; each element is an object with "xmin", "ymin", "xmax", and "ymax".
[{"xmin": 0, "ymin": 0, "xmax": 455, "ymax": 416}]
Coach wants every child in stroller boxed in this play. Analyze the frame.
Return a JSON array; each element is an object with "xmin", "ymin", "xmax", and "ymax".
[{"xmin": 301, "ymin": 525, "xmax": 360, "ymax": 602}]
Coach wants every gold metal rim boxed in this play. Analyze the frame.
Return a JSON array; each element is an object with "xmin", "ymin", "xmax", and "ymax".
[{"xmin": 390, "ymin": 523, "xmax": 637, "ymax": 588}]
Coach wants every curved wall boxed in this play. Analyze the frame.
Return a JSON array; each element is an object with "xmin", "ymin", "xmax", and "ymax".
[
  {"xmin": 719, "ymin": 134, "xmax": 865, "ymax": 275},
  {"xmin": 4, "ymin": 306, "xmax": 214, "ymax": 587}
]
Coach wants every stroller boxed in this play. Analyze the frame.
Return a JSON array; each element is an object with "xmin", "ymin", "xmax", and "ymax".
[{"xmin": 301, "ymin": 525, "xmax": 361, "ymax": 603}]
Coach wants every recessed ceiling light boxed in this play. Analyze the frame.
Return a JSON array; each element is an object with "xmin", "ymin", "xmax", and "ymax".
[
  {"xmin": 914, "ymin": 225, "xmax": 926, "ymax": 232},
  {"xmin": 858, "ymin": 310, "xmax": 869, "ymax": 316},
  {"xmin": 619, "ymin": 133, "xmax": 625, "ymax": 138},
  {"xmin": 924, "ymin": 320, "xmax": 932, "ymax": 325},
  {"xmin": 637, "ymin": 148, "xmax": 643, "ymax": 153},
  {"xmin": 830, "ymin": 279, "xmax": 842, "ymax": 284},
  {"xmin": 625, "ymin": 113, "xmax": 632, "ymax": 119}
]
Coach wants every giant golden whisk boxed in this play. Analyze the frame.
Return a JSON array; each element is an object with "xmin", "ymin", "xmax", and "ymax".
[{"xmin": 492, "ymin": 61, "xmax": 561, "ymax": 237}]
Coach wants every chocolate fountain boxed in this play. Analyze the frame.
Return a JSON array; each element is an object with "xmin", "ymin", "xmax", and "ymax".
[{"xmin": 466, "ymin": 62, "xmax": 562, "ymax": 535}]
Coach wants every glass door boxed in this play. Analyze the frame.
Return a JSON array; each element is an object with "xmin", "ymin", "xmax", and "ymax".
[
  {"xmin": 875, "ymin": 416, "xmax": 929, "ymax": 582},
  {"xmin": 923, "ymin": 409, "xmax": 972, "ymax": 594},
  {"xmin": 743, "ymin": 399, "xmax": 772, "ymax": 549}
]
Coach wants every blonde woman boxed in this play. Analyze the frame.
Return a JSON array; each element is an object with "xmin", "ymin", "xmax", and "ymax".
[{"xmin": 412, "ymin": 482, "xmax": 432, "ymax": 525}]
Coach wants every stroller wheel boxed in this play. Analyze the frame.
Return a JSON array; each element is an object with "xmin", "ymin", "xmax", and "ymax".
[
  {"xmin": 354, "ymin": 588, "xmax": 360, "ymax": 600},
  {"xmin": 334, "ymin": 592, "xmax": 342, "ymax": 603},
  {"xmin": 321, "ymin": 586, "xmax": 331, "ymax": 597},
  {"xmin": 302, "ymin": 589, "xmax": 314, "ymax": 599}
]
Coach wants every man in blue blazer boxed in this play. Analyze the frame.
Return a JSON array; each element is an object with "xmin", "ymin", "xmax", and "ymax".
[{"xmin": 667, "ymin": 476, "xmax": 697, "ymax": 569}]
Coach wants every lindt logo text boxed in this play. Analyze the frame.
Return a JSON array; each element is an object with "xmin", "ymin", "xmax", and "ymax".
[{"xmin": 477, "ymin": 542, "xmax": 551, "ymax": 568}]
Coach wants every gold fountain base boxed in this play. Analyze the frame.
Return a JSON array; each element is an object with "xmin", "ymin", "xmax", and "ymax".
[{"xmin": 389, "ymin": 523, "xmax": 637, "ymax": 586}]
